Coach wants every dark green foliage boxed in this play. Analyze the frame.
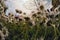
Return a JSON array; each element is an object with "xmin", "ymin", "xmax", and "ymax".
[
  {"xmin": 0, "ymin": 14, "xmax": 60, "ymax": 40},
  {"xmin": 1, "ymin": 11, "xmax": 60, "ymax": 40}
]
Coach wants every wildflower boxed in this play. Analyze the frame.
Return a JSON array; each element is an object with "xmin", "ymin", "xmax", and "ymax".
[
  {"xmin": 16, "ymin": 9, "xmax": 22, "ymax": 14},
  {"xmin": 24, "ymin": 17, "xmax": 30, "ymax": 21},
  {"xmin": 56, "ymin": 9, "xmax": 58, "ymax": 12},
  {"xmin": 50, "ymin": 8, "xmax": 53, "ymax": 11},
  {"xmin": 47, "ymin": 9, "xmax": 50, "ymax": 12},
  {"xmin": 37, "ymin": 12, "xmax": 41, "ymax": 15},
  {"xmin": 32, "ymin": 14, "xmax": 37, "ymax": 17},
  {"xmin": 2, "ymin": 27, "xmax": 9, "ymax": 36},
  {"xmin": 50, "ymin": 9, "xmax": 52, "ymax": 12},
  {"xmin": 47, "ymin": 20, "xmax": 52, "ymax": 26},
  {"xmin": 19, "ymin": 18, "xmax": 22, "ymax": 21},
  {"xmin": 15, "ymin": 16, "xmax": 19, "ymax": 19},
  {"xmin": 40, "ymin": 5, "xmax": 44, "ymax": 10}
]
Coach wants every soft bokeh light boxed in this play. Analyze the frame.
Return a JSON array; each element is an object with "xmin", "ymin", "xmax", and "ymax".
[{"xmin": 4, "ymin": 0, "xmax": 53, "ymax": 16}]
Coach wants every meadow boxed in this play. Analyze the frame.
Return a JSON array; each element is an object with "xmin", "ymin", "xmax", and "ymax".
[{"xmin": 0, "ymin": 0, "xmax": 60, "ymax": 40}]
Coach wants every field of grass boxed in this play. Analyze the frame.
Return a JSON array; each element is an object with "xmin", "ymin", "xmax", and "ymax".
[{"xmin": 0, "ymin": 0, "xmax": 60, "ymax": 40}]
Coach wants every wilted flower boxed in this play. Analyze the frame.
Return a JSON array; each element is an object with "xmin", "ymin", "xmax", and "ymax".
[
  {"xmin": 32, "ymin": 14, "xmax": 37, "ymax": 17},
  {"xmin": 19, "ymin": 18, "xmax": 23, "ymax": 21},
  {"xmin": 15, "ymin": 16, "xmax": 19, "ymax": 19},
  {"xmin": 2, "ymin": 27, "xmax": 9, "ymax": 37},
  {"xmin": 0, "ymin": 1, "xmax": 60, "ymax": 40},
  {"xmin": 47, "ymin": 9, "xmax": 50, "ymax": 12},
  {"xmin": 37, "ymin": 12, "xmax": 41, "ymax": 15},
  {"xmin": 46, "ymin": 20, "xmax": 52, "ymax": 26},
  {"xmin": 40, "ymin": 5, "xmax": 44, "ymax": 10},
  {"xmin": 50, "ymin": 8, "xmax": 54, "ymax": 11},
  {"xmin": 16, "ymin": 9, "xmax": 22, "ymax": 14},
  {"xmin": 24, "ymin": 17, "xmax": 30, "ymax": 21},
  {"xmin": 0, "ymin": 27, "xmax": 8, "ymax": 40}
]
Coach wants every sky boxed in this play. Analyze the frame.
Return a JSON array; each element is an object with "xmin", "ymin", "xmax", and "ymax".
[{"xmin": 4, "ymin": 0, "xmax": 53, "ymax": 16}]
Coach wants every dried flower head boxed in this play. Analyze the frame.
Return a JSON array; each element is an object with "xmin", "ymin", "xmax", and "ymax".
[
  {"xmin": 2, "ymin": 27, "xmax": 9, "ymax": 37},
  {"xmin": 15, "ymin": 17, "xmax": 19, "ymax": 20},
  {"xmin": 24, "ymin": 17, "xmax": 30, "ymax": 21},
  {"xmin": 37, "ymin": 12, "xmax": 41, "ymax": 15},
  {"xmin": 32, "ymin": 14, "xmax": 37, "ymax": 17},
  {"xmin": 47, "ymin": 9, "xmax": 50, "ymax": 12},
  {"xmin": 19, "ymin": 18, "xmax": 23, "ymax": 21},
  {"xmin": 40, "ymin": 5, "xmax": 44, "ymax": 10},
  {"xmin": 47, "ymin": 20, "xmax": 52, "ymax": 26},
  {"xmin": 16, "ymin": 9, "xmax": 22, "ymax": 14}
]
